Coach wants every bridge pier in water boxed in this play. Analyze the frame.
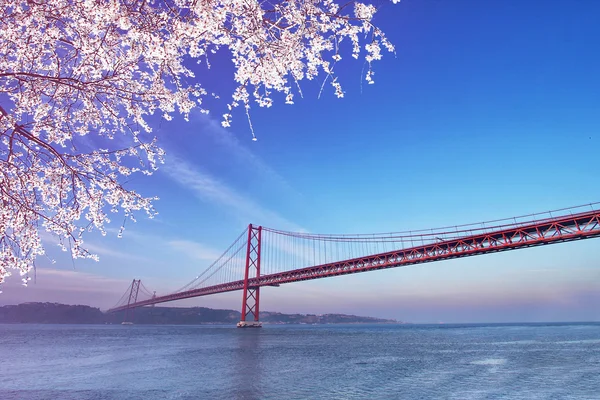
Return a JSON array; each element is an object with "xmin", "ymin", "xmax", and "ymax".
[{"xmin": 237, "ymin": 224, "xmax": 262, "ymax": 328}]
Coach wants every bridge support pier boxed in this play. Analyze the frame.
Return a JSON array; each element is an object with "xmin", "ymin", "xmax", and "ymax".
[{"xmin": 238, "ymin": 225, "xmax": 262, "ymax": 328}]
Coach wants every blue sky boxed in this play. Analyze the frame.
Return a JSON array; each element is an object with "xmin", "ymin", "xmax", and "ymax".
[{"xmin": 3, "ymin": 0, "xmax": 600, "ymax": 323}]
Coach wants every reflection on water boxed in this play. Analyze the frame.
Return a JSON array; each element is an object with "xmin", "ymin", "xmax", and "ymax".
[
  {"xmin": 0, "ymin": 323, "xmax": 599, "ymax": 399},
  {"xmin": 233, "ymin": 328, "xmax": 263, "ymax": 400}
]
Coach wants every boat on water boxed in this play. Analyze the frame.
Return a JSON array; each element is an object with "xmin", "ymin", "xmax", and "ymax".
[{"xmin": 121, "ymin": 322, "xmax": 134, "ymax": 325}]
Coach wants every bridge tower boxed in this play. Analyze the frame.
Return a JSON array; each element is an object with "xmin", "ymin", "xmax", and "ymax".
[
  {"xmin": 237, "ymin": 224, "xmax": 262, "ymax": 328},
  {"xmin": 123, "ymin": 279, "xmax": 140, "ymax": 323}
]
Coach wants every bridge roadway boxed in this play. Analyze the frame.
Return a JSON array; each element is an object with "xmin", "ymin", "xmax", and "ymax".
[{"xmin": 108, "ymin": 208, "xmax": 600, "ymax": 313}]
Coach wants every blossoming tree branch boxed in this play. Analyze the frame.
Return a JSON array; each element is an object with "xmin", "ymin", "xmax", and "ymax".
[{"xmin": 0, "ymin": 0, "xmax": 397, "ymax": 287}]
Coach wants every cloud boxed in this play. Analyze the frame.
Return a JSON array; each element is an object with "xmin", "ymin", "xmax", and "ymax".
[
  {"xmin": 82, "ymin": 241, "xmax": 152, "ymax": 262},
  {"xmin": 168, "ymin": 240, "xmax": 224, "ymax": 261},
  {"xmin": 33, "ymin": 268, "xmax": 128, "ymax": 292},
  {"xmin": 194, "ymin": 114, "xmax": 297, "ymax": 194},
  {"xmin": 0, "ymin": 268, "xmax": 132, "ymax": 309},
  {"xmin": 105, "ymin": 227, "xmax": 228, "ymax": 264},
  {"xmin": 161, "ymin": 154, "xmax": 304, "ymax": 230},
  {"xmin": 38, "ymin": 229, "xmax": 151, "ymax": 262}
]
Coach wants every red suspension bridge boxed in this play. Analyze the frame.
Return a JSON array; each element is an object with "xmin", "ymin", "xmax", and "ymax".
[{"xmin": 108, "ymin": 203, "xmax": 600, "ymax": 327}]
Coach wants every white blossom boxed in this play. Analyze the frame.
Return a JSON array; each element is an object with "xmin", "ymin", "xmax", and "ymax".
[{"xmin": 0, "ymin": 0, "xmax": 396, "ymax": 286}]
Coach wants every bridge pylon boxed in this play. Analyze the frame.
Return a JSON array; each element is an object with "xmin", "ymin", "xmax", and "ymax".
[
  {"xmin": 123, "ymin": 279, "xmax": 141, "ymax": 324},
  {"xmin": 237, "ymin": 224, "xmax": 262, "ymax": 328}
]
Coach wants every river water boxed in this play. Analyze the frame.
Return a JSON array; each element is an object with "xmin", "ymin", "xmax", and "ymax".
[{"xmin": 1, "ymin": 323, "xmax": 599, "ymax": 399}]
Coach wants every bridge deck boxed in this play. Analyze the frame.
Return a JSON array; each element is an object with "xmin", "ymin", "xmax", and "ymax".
[{"xmin": 108, "ymin": 208, "xmax": 600, "ymax": 313}]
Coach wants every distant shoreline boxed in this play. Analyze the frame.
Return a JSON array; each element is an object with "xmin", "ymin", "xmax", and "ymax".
[
  {"xmin": 0, "ymin": 302, "xmax": 401, "ymax": 325},
  {"xmin": 3, "ymin": 303, "xmax": 597, "ymax": 326}
]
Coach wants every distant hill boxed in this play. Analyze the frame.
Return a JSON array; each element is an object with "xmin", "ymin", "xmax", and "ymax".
[
  {"xmin": 0, "ymin": 302, "xmax": 399, "ymax": 325},
  {"xmin": 0, "ymin": 302, "xmax": 105, "ymax": 324}
]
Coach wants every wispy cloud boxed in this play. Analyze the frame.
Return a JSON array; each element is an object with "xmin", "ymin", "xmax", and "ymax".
[
  {"xmin": 82, "ymin": 241, "xmax": 152, "ymax": 262},
  {"xmin": 105, "ymin": 226, "xmax": 229, "ymax": 270},
  {"xmin": 34, "ymin": 268, "xmax": 128, "ymax": 291},
  {"xmin": 39, "ymin": 229, "xmax": 151, "ymax": 262},
  {"xmin": 168, "ymin": 240, "xmax": 224, "ymax": 261},
  {"xmin": 162, "ymin": 154, "xmax": 304, "ymax": 231},
  {"xmin": 0, "ymin": 267, "xmax": 131, "ymax": 309},
  {"xmin": 3, "ymin": 268, "xmax": 130, "ymax": 297},
  {"xmin": 197, "ymin": 115, "xmax": 299, "ymax": 193},
  {"xmin": 104, "ymin": 226, "xmax": 155, "ymax": 243}
]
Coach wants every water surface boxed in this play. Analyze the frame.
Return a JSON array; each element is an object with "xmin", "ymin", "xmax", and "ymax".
[{"xmin": 1, "ymin": 323, "xmax": 599, "ymax": 399}]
